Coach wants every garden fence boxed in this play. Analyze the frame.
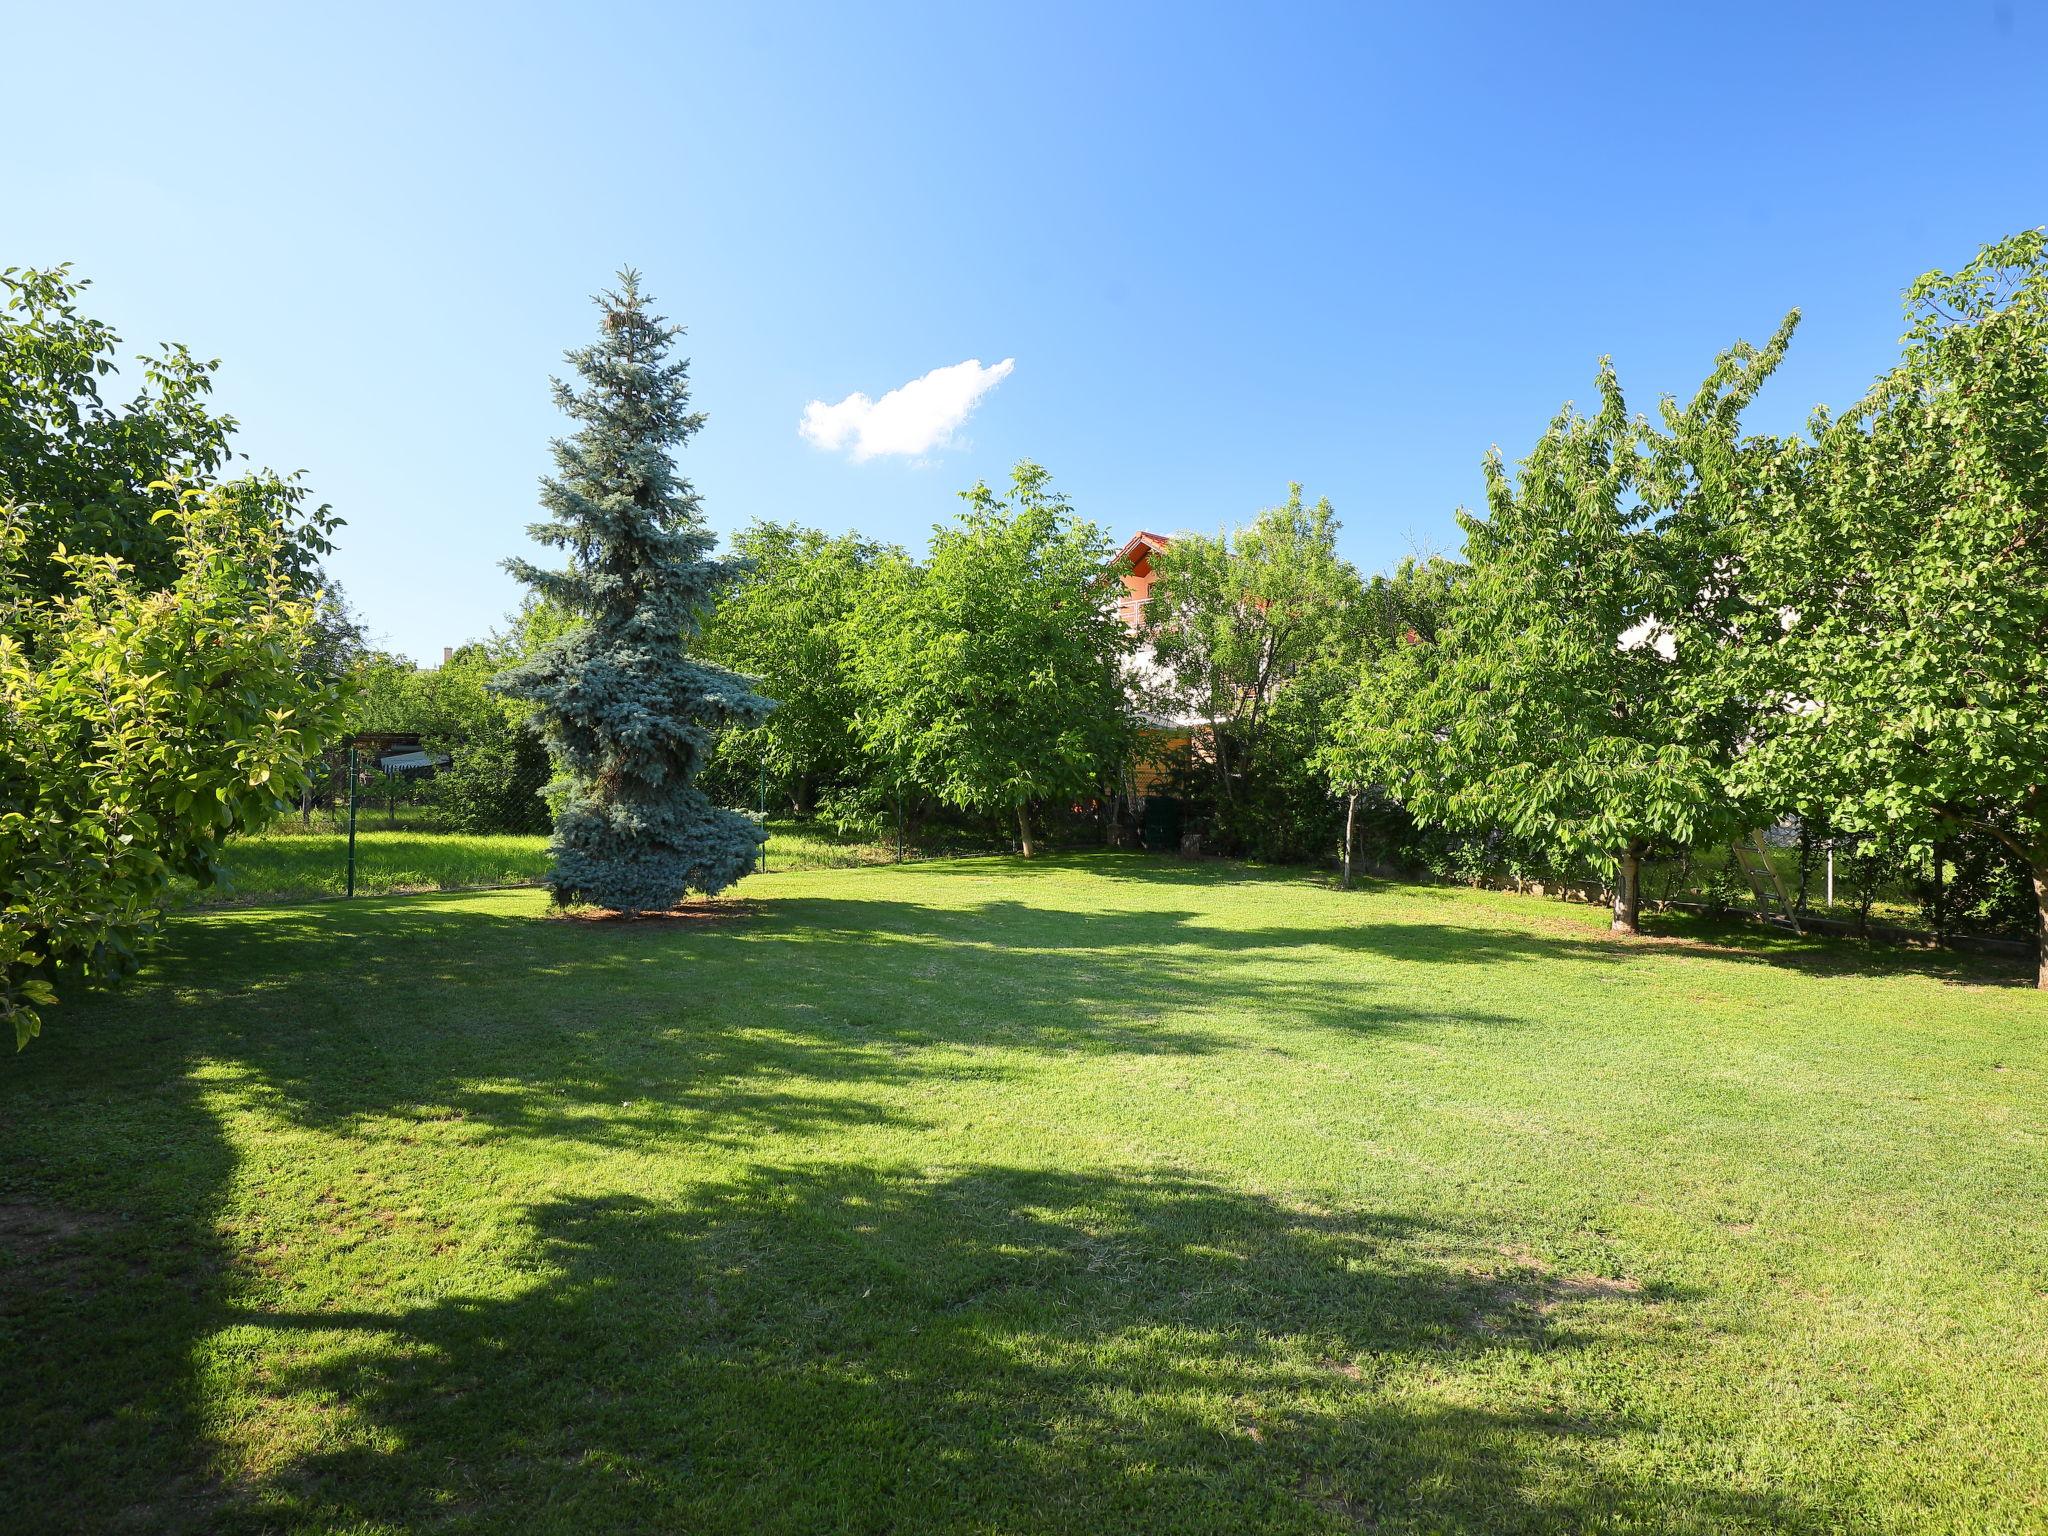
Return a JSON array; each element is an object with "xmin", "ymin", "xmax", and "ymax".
[
  {"xmin": 235, "ymin": 750, "xmax": 2032, "ymax": 952},
  {"xmin": 207, "ymin": 733, "xmax": 1115, "ymax": 907}
]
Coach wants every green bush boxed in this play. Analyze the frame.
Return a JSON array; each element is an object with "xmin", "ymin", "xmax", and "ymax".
[
  {"xmin": 345, "ymin": 644, "xmax": 552, "ymax": 836},
  {"xmin": 0, "ymin": 485, "xmax": 346, "ymax": 1045}
]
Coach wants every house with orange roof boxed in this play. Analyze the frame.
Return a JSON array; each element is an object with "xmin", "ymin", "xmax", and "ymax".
[
  {"xmin": 1114, "ymin": 529, "xmax": 1172, "ymax": 629},
  {"xmin": 1113, "ymin": 530, "xmax": 1204, "ymax": 799}
]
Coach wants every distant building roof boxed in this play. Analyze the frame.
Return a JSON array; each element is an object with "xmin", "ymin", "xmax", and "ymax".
[{"xmin": 1116, "ymin": 530, "xmax": 1173, "ymax": 565}]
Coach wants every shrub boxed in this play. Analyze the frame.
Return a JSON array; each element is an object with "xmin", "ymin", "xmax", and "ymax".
[{"xmin": 0, "ymin": 485, "xmax": 344, "ymax": 1045}]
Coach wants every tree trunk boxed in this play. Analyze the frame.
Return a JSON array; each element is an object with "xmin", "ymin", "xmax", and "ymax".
[
  {"xmin": 2034, "ymin": 863, "xmax": 2046, "ymax": 992},
  {"xmin": 1611, "ymin": 842, "xmax": 1642, "ymax": 935},
  {"xmin": 1932, "ymin": 840, "xmax": 1948, "ymax": 940},
  {"xmin": 1016, "ymin": 802, "xmax": 1035, "ymax": 859},
  {"xmin": 1342, "ymin": 792, "xmax": 1358, "ymax": 890}
]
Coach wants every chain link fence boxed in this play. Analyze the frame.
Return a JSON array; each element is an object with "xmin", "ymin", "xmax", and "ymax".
[
  {"xmin": 201, "ymin": 731, "xmax": 558, "ymax": 904},
  {"xmin": 199, "ymin": 754, "xmax": 2034, "ymax": 960},
  {"xmin": 191, "ymin": 735, "xmax": 1121, "ymax": 907},
  {"xmin": 1642, "ymin": 819, "xmax": 2036, "ymax": 951},
  {"xmin": 1341, "ymin": 798, "xmax": 2035, "ymax": 953}
]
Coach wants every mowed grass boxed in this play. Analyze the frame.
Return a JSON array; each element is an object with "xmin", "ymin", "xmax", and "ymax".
[
  {"xmin": 183, "ymin": 819, "xmax": 899, "ymax": 905},
  {"xmin": 4, "ymin": 856, "xmax": 2045, "ymax": 1534},
  {"xmin": 189, "ymin": 827, "xmax": 554, "ymax": 903}
]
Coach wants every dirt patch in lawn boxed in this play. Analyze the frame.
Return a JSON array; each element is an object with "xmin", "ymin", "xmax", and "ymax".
[
  {"xmin": 1460, "ymin": 1244, "xmax": 1650, "ymax": 1329},
  {"xmin": 552, "ymin": 899, "xmax": 761, "ymax": 925},
  {"xmin": 0, "ymin": 1199, "xmax": 114, "ymax": 1254},
  {"xmin": 0, "ymin": 1199, "xmax": 122, "ymax": 1306},
  {"xmin": 1534, "ymin": 1272, "xmax": 1644, "ymax": 1315}
]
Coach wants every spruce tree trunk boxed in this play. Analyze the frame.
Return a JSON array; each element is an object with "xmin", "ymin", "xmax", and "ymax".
[
  {"xmin": 1611, "ymin": 842, "xmax": 1642, "ymax": 935},
  {"xmin": 1342, "ymin": 791, "xmax": 1358, "ymax": 891},
  {"xmin": 1017, "ymin": 802, "xmax": 1035, "ymax": 858}
]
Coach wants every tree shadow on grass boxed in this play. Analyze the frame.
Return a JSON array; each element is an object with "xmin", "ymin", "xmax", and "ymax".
[
  {"xmin": 896, "ymin": 850, "xmax": 1316, "ymax": 889},
  {"xmin": 0, "ymin": 1056, "xmax": 239, "ymax": 1533},
  {"xmin": 112, "ymin": 886, "xmax": 1597, "ymax": 1150},
  {"xmin": 217, "ymin": 1162, "xmax": 1828, "ymax": 1535},
  {"xmin": 1641, "ymin": 910, "xmax": 2036, "ymax": 990},
  {"xmin": 794, "ymin": 887, "xmax": 1625, "ymax": 965},
  {"xmin": 9, "ymin": 867, "xmax": 1969, "ymax": 1531},
  {"xmin": 0, "ymin": 879, "xmax": 1573, "ymax": 1528},
  {"xmin": 969, "ymin": 853, "xmax": 2041, "ymax": 991}
]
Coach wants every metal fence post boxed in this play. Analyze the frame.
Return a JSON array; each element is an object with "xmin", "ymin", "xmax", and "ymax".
[
  {"xmin": 345, "ymin": 742, "xmax": 360, "ymax": 899},
  {"xmin": 757, "ymin": 761, "xmax": 767, "ymax": 873}
]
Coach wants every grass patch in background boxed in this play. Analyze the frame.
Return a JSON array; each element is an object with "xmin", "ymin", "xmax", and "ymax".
[
  {"xmin": 191, "ymin": 827, "xmax": 554, "ymax": 903},
  {"xmin": 7, "ymin": 856, "xmax": 2044, "ymax": 1532},
  {"xmin": 184, "ymin": 819, "xmax": 914, "ymax": 905}
]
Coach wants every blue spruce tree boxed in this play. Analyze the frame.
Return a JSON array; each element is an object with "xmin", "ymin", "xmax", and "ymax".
[{"xmin": 494, "ymin": 271, "xmax": 772, "ymax": 912}]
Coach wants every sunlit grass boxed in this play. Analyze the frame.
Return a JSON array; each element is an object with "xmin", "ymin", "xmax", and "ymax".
[
  {"xmin": 193, "ymin": 828, "xmax": 553, "ymax": 903},
  {"xmin": 188, "ymin": 819, "xmax": 914, "ymax": 905},
  {"xmin": 7, "ymin": 856, "xmax": 2044, "ymax": 1533}
]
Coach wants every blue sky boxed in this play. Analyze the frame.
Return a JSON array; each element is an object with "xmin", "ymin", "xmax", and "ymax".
[{"xmin": 11, "ymin": 1, "xmax": 2046, "ymax": 662}]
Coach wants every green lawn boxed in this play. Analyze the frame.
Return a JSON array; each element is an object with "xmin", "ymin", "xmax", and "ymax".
[
  {"xmin": 4, "ymin": 856, "xmax": 2045, "ymax": 1533},
  {"xmin": 182, "ymin": 819, "xmax": 901, "ymax": 905},
  {"xmin": 188, "ymin": 826, "xmax": 555, "ymax": 903}
]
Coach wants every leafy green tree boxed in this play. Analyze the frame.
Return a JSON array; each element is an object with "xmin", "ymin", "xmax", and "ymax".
[
  {"xmin": 493, "ymin": 271, "xmax": 771, "ymax": 911},
  {"xmin": 343, "ymin": 643, "xmax": 551, "ymax": 834},
  {"xmin": 1361, "ymin": 554, "xmax": 1463, "ymax": 652},
  {"xmin": 500, "ymin": 590, "xmax": 584, "ymax": 658},
  {"xmin": 1315, "ymin": 555, "xmax": 1464, "ymax": 886},
  {"xmin": 427, "ymin": 645, "xmax": 553, "ymax": 834},
  {"xmin": 0, "ymin": 484, "xmax": 346, "ymax": 1046},
  {"xmin": 1733, "ymin": 231, "xmax": 2048, "ymax": 983},
  {"xmin": 1, "ymin": 264, "xmax": 339, "ymax": 601},
  {"xmin": 698, "ymin": 522, "xmax": 897, "ymax": 823},
  {"xmin": 1143, "ymin": 487, "xmax": 1365, "ymax": 859},
  {"xmin": 847, "ymin": 463, "xmax": 1133, "ymax": 856},
  {"xmin": 1371, "ymin": 321, "xmax": 1794, "ymax": 933},
  {"xmin": 305, "ymin": 583, "xmax": 372, "ymax": 684}
]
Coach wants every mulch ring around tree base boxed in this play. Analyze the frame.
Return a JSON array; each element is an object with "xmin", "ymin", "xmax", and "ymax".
[{"xmin": 552, "ymin": 899, "xmax": 761, "ymax": 925}]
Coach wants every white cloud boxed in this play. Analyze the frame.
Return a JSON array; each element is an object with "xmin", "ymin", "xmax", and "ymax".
[{"xmin": 800, "ymin": 357, "xmax": 1015, "ymax": 462}]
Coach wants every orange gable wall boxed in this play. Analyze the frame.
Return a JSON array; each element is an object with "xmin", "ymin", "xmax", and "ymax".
[{"xmin": 1117, "ymin": 533, "xmax": 1170, "ymax": 630}]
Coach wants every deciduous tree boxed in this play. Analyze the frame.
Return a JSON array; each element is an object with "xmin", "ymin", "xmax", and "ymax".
[
  {"xmin": 847, "ymin": 463, "xmax": 1132, "ymax": 856},
  {"xmin": 1315, "ymin": 555, "xmax": 1464, "ymax": 886},
  {"xmin": 344, "ymin": 643, "xmax": 552, "ymax": 834},
  {"xmin": 1144, "ymin": 487, "xmax": 1365, "ymax": 859},
  {"xmin": 1734, "ymin": 231, "xmax": 2048, "ymax": 984},
  {"xmin": 1, "ymin": 264, "xmax": 339, "ymax": 601},
  {"xmin": 0, "ymin": 484, "xmax": 345, "ymax": 1046},
  {"xmin": 698, "ymin": 522, "xmax": 897, "ymax": 824},
  {"xmin": 1373, "ymin": 319, "xmax": 1794, "ymax": 933}
]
